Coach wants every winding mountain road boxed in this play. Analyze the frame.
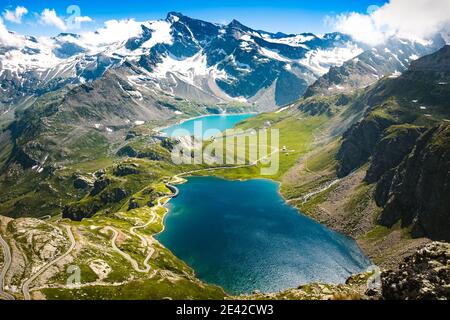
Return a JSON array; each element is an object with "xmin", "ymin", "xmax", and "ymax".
[
  {"xmin": 105, "ymin": 209, "xmax": 159, "ymax": 274},
  {"xmin": 18, "ymin": 145, "xmax": 281, "ymax": 294},
  {"xmin": 0, "ymin": 234, "xmax": 14, "ymax": 300},
  {"xmin": 22, "ymin": 225, "xmax": 76, "ymax": 300},
  {"xmin": 105, "ymin": 226, "xmax": 154, "ymax": 273},
  {"xmin": 174, "ymin": 145, "xmax": 280, "ymax": 179},
  {"xmin": 104, "ymin": 179, "xmax": 182, "ymax": 274}
]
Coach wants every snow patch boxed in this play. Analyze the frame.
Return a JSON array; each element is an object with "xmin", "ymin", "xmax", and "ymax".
[
  {"xmin": 141, "ymin": 20, "xmax": 173, "ymax": 49},
  {"xmin": 262, "ymin": 34, "xmax": 314, "ymax": 48},
  {"xmin": 299, "ymin": 45, "xmax": 363, "ymax": 75},
  {"xmin": 240, "ymin": 34, "xmax": 253, "ymax": 42},
  {"xmin": 152, "ymin": 52, "xmax": 211, "ymax": 86},
  {"xmin": 388, "ymin": 70, "xmax": 402, "ymax": 78},
  {"xmin": 258, "ymin": 47, "xmax": 290, "ymax": 62}
]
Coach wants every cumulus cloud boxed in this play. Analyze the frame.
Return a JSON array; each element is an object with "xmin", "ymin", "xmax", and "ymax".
[
  {"xmin": 39, "ymin": 8, "xmax": 93, "ymax": 31},
  {"xmin": 74, "ymin": 16, "xmax": 93, "ymax": 24},
  {"xmin": 40, "ymin": 8, "xmax": 67, "ymax": 30},
  {"xmin": 79, "ymin": 19, "xmax": 144, "ymax": 46},
  {"xmin": 327, "ymin": 0, "xmax": 450, "ymax": 45},
  {"xmin": 3, "ymin": 6, "xmax": 28, "ymax": 24},
  {"xmin": 0, "ymin": 17, "xmax": 24, "ymax": 47}
]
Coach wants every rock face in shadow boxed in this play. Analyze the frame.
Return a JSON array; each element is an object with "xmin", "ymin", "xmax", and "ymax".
[
  {"xmin": 90, "ymin": 178, "xmax": 112, "ymax": 196},
  {"xmin": 116, "ymin": 145, "xmax": 164, "ymax": 161},
  {"xmin": 331, "ymin": 46, "xmax": 450, "ymax": 241},
  {"xmin": 62, "ymin": 184, "xmax": 129, "ymax": 221},
  {"xmin": 62, "ymin": 202, "xmax": 102, "ymax": 222},
  {"xmin": 376, "ymin": 124, "xmax": 450, "ymax": 241},
  {"xmin": 72, "ymin": 174, "xmax": 94, "ymax": 189},
  {"xmin": 113, "ymin": 164, "xmax": 140, "ymax": 177},
  {"xmin": 336, "ymin": 114, "xmax": 396, "ymax": 177},
  {"xmin": 99, "ymin": 188, "xmax": 128, "ymax": 204},
  {"xmin": 382, "ymin": 242, "xmax": 450, "ymax": 300},
  {"xmin": 365, "ymin": 125, "xmax": 425, "ymax": 183}
]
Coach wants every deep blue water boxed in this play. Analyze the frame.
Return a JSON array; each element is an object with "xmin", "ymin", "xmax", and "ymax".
[
  {"xmin": 161, "ymin": 114, "xmax": 255, "ymax": 139},
  {"xmin": 156, "ymin": 177, "xmax": 372, "ymax": 295}
]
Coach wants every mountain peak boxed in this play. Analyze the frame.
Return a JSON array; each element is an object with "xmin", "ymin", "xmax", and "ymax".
[
  {"xmin": 54, "ymin": 33, "xmax": 81, "ymax": 40},
  {"xmin": 228, "ymin": 19, "xmax": 250, "ymax": 31},
  {"xmin": 409, "ymin": 44, "xmax": 450, "ymax": 73},
  {"xmin": 166, "ymin": 12, "xmax": 184, "ymax": 22}
]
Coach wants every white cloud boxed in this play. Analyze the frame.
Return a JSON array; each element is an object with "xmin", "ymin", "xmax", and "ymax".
[
  {"xmin": 79, "ymin": 19, "xmax": 145, "ymax": 47},
  {"xmin": 327, "ymin": 0, "xmax": 450, "ymax": 45},
  {"xmin": 0, "ymin": 18, "xmax": 24, "ymax": 47},
  {"xmin": 40, "ymin": 8, "xmax": 67, "ymax": 30},
  {"xmin": 74, "ymin": 16, "xmax": 93, "ymax": 24},
  {"xmin": 3, "ymin": 6, "xmax": 28, "ymax": 24},
  {"xmin": 326, "ymin": 13, "xmax": 387, "ymax": 45},
  {"xmin": 39, "ymin": 8, "xmax": 93, "ymax": 31}
]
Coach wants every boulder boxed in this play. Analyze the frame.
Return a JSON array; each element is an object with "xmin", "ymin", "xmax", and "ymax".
[
  {"xmin": 382, "ymin": 242, "xmax": 450, "ymax": 300},
  {"xmin": 90, "ymin": 178, "xmax": 111, "ymax": 196},
  {"xmin": 73, "ymin": 174, "xmax": 94, "ymax": 189},
  {"xmin": 128, "ymin": 198, "xmax": 140, "ymax": 210},
  {"xmin": 113, "ymin": 164, "xmax": 140, "ymax": 176},
  {"xmin": 100, "ymin": 188, "xmax": 128, "ymax": 204},
  {"xmin": 117, "ymin": 145, "xmax": 138, "ymax": 158}
]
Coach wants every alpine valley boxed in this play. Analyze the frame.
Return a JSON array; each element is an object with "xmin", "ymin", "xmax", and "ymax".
[{"xmin": 0, "ymin": 10, "xmax": 449, "ymax": 301}]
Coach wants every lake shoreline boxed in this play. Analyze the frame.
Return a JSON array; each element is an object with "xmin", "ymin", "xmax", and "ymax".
[
  {"xmin": 154, "ymin": 112, "xmax": 259, "ymax": 135},
  {"xmin": 150, "ymin": 113, "xmax": 373, "ymax": 295},
  {"xmin": 157, "ymin": 175, "xmax": 372, "ymax": 295}
]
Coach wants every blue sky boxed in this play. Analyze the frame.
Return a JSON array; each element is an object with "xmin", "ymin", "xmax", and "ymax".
[{"xmin": 1, "ymin": 0, "xmax": 389, "ymax": 36}]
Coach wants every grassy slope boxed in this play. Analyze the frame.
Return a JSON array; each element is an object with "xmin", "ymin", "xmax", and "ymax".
[
  {"xmin": 0, "ymin": 102, "xmax": 333, "ymax": 300},
  {"xmin": 0, "ymin": 125, "xmax": 229, "ymax": 299},
  {"xmin": 5, "ymin": 154, "xmax": 228, "ymax": 299},
  {"xmin": 4, "ymin": 72, "xmax": 445, "ymax": 298},
  {"xmin": 36, "ymin": 50, "xmax": 450, "ymax": 299},
  {"xmin": 199, "ymin": 110, "xmax": 327, "ymax": 181},
  {"xmin": 39, "ymin": 202, "xmax": 226, "ymax": 300}
]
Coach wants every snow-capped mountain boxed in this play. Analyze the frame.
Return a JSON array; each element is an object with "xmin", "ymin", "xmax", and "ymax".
[
  {"xmin": 0, "ymin": 12, "xmax": 364, "ymax": 112},
  {"xmin": 0, "ymin": 12, "xmax": 442, "ymax": 118},
  {"xmin": 304, "ymin": 36, "xmax": 446, "ymax": 98}
]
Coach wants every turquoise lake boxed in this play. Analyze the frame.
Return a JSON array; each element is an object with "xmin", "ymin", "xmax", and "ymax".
[
  {"xmin": 161, "ymin": 113, "xmax": 255, "ymax": 138},
  {"xmin": 157, "ymin": 177, "xmax": 372, "ymax": 295}
]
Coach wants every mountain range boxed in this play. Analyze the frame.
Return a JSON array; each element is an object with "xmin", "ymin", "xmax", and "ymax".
[
  {"xmin": 0, "ymin": 11, "xmax": 449, "ymax": 301},
  {"xmin": 0, "ymin": 12, "xmax": 444, "ymax": 127}
]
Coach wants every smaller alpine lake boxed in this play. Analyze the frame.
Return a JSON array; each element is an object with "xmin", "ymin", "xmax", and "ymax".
[
  {"xmin": 161, "ymin": 113, "xmax": 256, "ymax": 139},
  {"xmin": 156, "ymin": 176, "xmax": 372, "ymax": 295}
]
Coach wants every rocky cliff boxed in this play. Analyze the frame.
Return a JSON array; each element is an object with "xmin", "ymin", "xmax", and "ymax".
[
  {"xmin": 365, "ymin": 125, "xmax": 426, "ymax": 183},
  {"xmin": 382, "ymin": 242, "xmax": 450, "ymax": 300},
  {"xmin": 377, "ymin": 124, "xmax": 450, "ymax": 241},
  {"xmin": 336, "ymin": 113, "xmax": 396, "ymax": 177}
]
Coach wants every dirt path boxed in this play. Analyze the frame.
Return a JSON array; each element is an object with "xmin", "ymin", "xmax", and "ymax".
[
  {"xmin": 175, "ymin": 145, "xmax": 279, "ymax": 178},
  {"xmin": 105, "ymin": 226, "xmax": 155, "ymax": 274},
  {"xmin": 22, "ymin": 225, "xmax": 76, "ymax": 300},
  {"xmin": 287, "ymin": 179, "xmax": 341, "ymax": 205},
  {"xmin": 0, "ymin": 233, "xmax": 14, "ymax": 300}
]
